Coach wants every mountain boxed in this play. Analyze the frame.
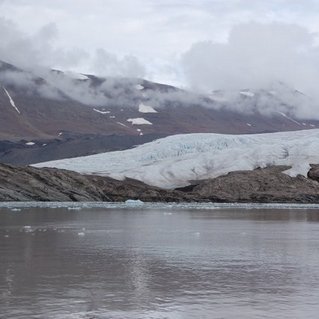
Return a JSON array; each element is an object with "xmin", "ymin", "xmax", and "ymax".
[
  {"xmin": 1, "ymin": 60, "xmax": 318, "ymax": 164},
  {"xmin": 34, "ymin": 129, "xmax": 319, "ymax": 189}
]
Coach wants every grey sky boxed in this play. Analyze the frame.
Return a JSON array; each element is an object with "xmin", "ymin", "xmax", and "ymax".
[{"xmin": 0, "ymin": 0, "xmax": 319, "ymax": 89}]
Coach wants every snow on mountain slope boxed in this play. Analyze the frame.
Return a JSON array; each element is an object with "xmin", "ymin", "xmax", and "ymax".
[
  {"xmin": 3, "ymin": 87, "xmax": 20, "ymax": 114},
  {"xmin": 34, "ymin": 129, "xmax": 319, "ymax": 189},
  {"xmin": 127, "ymin": 118, "xmax": 153, "ymax": 125},
  {"xmin": 138, "ymin": 103, "xmax": 158, "ymax": 113}
]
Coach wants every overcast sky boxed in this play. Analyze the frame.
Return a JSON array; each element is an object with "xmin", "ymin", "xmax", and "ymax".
[{"xmin": 1, "ymin": 0, "xmax": 319, "ymax": 91}]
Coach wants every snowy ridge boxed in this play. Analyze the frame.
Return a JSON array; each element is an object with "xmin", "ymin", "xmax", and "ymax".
[
  {"xmin": 34, "ymin": 129, "xmax": 319, "ymax": 189},
  {"xmin": 3, "ymin": 87, "xmax": 20, "ymax": 114}
]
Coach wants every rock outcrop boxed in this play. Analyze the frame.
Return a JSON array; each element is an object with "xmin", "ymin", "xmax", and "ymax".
[
  {"xmin": 0, "ymin": 163, "xmax": 191, "ymax": 202},
  {"xmin": 1, "ymin": 164, "xmax": 319, "ymax": 203},
  {"xmin": 187, "ymin": 166, "xmax": 319, "ymax": 203},
  {"xmin": 308, "ymin": 164, "xmax": 319, "ymax": 183}
]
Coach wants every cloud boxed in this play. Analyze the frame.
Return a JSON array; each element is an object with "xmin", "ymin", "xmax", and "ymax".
[
  {"xmin": 0, "ymin": 16, "xmax": 146, "ymax": 80},
  {"xmin": 180, "ymin": 22, "xmax": 319, "ymax": 118},
  {"xmin": 92, "ymin": 49, "xmax": 145, "ymax": 78},
  {"xmin": 182, "ymin": 23, "xmax": 317, "ymax": 91},
  {"xmin": 0, "ymin": 17, "xmax": 87, "ymax": 70},
  {"xmin": 1, "ymin": 11, "xmax": 319, "ymax": 120}
]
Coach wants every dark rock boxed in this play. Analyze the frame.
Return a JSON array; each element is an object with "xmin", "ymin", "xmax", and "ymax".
[
  {"xmin": 190, "ymin": 166, "xmax": 319, "ymax": 203},
  {"xmin": 1, "ymin": 164, "xmax": 319, "ymax": 203},
  {"xmin": 0, "ymin": 163, "xmax": 191, "ymax": 202},
  {"xmin": 308, "ymin": 164, "xmax": 319, "ymax": 183}
]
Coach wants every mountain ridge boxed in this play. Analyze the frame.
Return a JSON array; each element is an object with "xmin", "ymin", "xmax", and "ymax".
[{"xmin": 1, "ymin": 60, "xmax": 319, "ymax": 165}]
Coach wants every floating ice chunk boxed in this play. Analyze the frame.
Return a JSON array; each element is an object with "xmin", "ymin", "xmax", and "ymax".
[
  {"xmin": 23, "ymin": 226, "xmax": 33, "ymax": 233},
  {"xmin": 67, "ymin": 207, "xmax": 82, "ymax": 211},
  {"xmin": 125, "ymin": 199, "xmax": 144, "ymax": 206},
  {"xmin": 25, "ymin": 142, "xmax": 35, "ymax": 146},
  {"xmin": 127, "ymin": 118, "xmax": 152, "ymax": 125},
  {"xmin": 77, "ymin": 232, "xmax": 85, "ymax": 236}
]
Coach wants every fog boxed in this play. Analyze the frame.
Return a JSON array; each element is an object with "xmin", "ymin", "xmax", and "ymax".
[
  {"xmin": 1, "ymin": 16, "xmax": 319, "ymax": 119},
  {"xmin": 181, "ymin": 23, "xmax": 319, "ymax": 118}
]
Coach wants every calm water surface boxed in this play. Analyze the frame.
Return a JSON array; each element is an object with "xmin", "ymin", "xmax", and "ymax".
[{"xmin": 1, "ymin": 205, "xmax": 319, "ymax": 318}]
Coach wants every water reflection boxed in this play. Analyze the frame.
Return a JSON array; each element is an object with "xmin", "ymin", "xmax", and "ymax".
[{"xmin": 1, "ymin": 207, "xmax": 319, "ymax": 318}]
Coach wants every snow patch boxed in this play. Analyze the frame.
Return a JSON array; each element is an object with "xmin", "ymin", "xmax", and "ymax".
[
  {"xmin": 3, "ymin": 87, "xmax": 20, "ymax": 114},
  {"xmin": 93, "ymin": 108, "xmax": 110, "ymax": 114},
  {"xmin": 240, "ymin": 91, "xmax": 255, "ymax": 97},
  {"xmin": 277, "ymin": 112, "xmax": 301, "ymax": 126},
  {"xmin": 208, "ymin": 91, "xmax": 228, "ymax": 102},
  {"xmin": 117, "ymin": 122, "xmax": 129, "ymax": 128},
  {"xmin": 135, "ymin": 84, "xmax": 144, "ymax": 90},
  {"xmin": 127, "ymin": 118, "xmax": 152, "ymax": 125},
  {"xmin": 138, "ymin": 103, "xmax": 158, "ymax": 113},
  {"xmin": 65, "ymin": 71, "xmax": 89, "ymax": 80}
]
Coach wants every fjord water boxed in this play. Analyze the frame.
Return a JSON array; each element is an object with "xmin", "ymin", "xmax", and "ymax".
[{"xmin": 1, "ymin": 205, "xmax": 319, "ymax": 318}]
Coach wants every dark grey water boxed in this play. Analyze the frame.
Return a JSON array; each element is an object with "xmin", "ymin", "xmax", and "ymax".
[{"xmin": 1, "ymin": 205, "xmax": 319, "ymax": 319}]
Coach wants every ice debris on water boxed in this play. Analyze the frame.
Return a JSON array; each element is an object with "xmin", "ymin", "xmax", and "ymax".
[
  {"xmin": 125, "ymin": 199, "xmax": 144, "ymax": 206},
  {"xmin": 22, "ymin": 226, "xmax": 33, "ymax": 233},
  {"xmin": 67, "ymin": 207, "xmax": 82, "ymax": 211}
]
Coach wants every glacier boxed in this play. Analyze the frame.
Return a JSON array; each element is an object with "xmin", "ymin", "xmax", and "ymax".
[{"xmin": 34, "ymin": 129, "xmax": 319, "ymax": 189}]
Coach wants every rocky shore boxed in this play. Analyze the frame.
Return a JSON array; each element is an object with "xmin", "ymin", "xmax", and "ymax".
[{"xmin": 1, "ymin": 163, "xmax": 319, "ymax": 203}]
